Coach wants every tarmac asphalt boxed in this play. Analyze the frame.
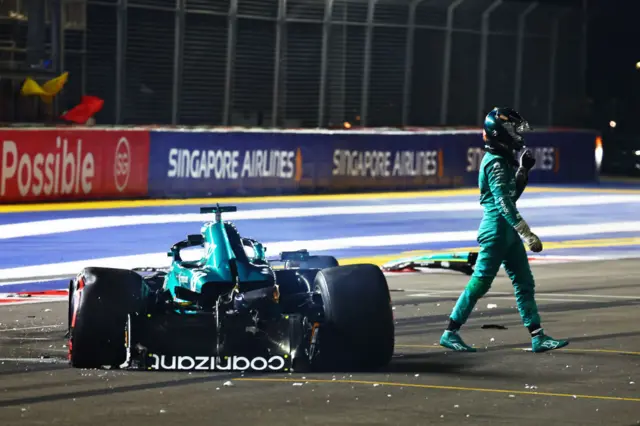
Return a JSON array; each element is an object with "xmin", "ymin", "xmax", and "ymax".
[{"xmin": 0, "ymin": 259, "xmax": 639, "ymax": 426}]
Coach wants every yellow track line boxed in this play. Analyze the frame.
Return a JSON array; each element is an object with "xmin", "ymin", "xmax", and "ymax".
[
  {"xmin": 337, "ymin": 237, "xmax": 640, "ymax": 266},
  {"xmin": 3, "ymin": 186, "xmax": 640, "ymax": 213},
  {"xmin": 234, "ymin": 377, "xmax": 640, "ymax": 403},
  {"xmin": 0, "ymin": 189, "xmax": 480, "ymax": 213}
]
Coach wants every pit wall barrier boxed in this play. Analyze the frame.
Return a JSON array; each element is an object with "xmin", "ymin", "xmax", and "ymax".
[{"xmin": 0, "ymin": 128, "xmax": 599, "ymax": 203}]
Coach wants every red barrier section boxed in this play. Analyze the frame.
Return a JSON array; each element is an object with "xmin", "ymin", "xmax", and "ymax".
[{"xmin": 0, "ymin": 129, "xmax": 150, "ymax": 203}]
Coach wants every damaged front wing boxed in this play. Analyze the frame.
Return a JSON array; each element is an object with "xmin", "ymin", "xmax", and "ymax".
[{"xmin": 381, "ymin": 251, "xmax": 478, "ymax": 275}]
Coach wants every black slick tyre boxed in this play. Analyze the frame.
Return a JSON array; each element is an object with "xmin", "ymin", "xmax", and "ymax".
[
  {"xmin": 68, "ymin": 267, "xmax": 146, "ymax": 369},
  {"xmin": 314, "ymin": 264, "xmax": 394, "ymax": 371}
]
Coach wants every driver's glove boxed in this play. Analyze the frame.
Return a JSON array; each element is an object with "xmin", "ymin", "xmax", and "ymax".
[
  {"xmin": 514, "ymin": 220, "xmax": 543, "ymax": 253},
  {"xmin": 519, "ymin": 149, "xmax": 536, "ymax": 172}
]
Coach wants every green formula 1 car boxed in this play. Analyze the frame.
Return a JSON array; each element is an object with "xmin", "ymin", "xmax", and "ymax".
[{"xmin": 67, "ymin": 205, "xmax": 394, "ymax": 372}]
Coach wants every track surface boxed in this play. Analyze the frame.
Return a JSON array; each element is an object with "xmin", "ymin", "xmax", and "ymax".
[{"xmin": 1, "ymin": 260, "xmax": 639, "ymax": 426}]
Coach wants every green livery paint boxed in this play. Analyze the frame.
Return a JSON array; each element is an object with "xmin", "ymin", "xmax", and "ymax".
[
  {"xmin": 163, "ymin": 204, "xmax": 274, "ymax": 306},
  {"xmin": 478, "ymin": 151, "xmax": 523, "ymax": 240}
]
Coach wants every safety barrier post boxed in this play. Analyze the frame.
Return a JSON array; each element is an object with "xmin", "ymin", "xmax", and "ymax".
[
  {"xmin": 402, "ymin": 0, "xmax": 422, "ymax": 128},
  {"xmin": 223, "ymin": 0, "xmax": 238, "ymax": 126},
  {"xmin": 272, "ymin": 0, "xmax": 286, "ymax": 127},
  {"xmin": 514, "ymin": 2, "xmax": 537, "ymax": 111},
  {"xmin": 360, "ymin": 0, "xmax": 377, "ymax": 127},
  {"xmin": 440, "ymin": 0, "xmax": 465, "ymax": 126},
  {"xmin": 477, "ymin": 0, "xmax": 503, "ymax": 125},
  {"xmin": 317, "ymin": 0, "xmax": 334, "ymax": 128},
  {"xmin": 115, "ymin": 0, "xmax": 127, "ymax": 124},
  {"xmin": 171, "ymin": 0, "xmax": 185, "ymax": 125}
]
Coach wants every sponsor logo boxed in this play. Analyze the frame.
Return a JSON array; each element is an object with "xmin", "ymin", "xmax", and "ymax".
[
  {"xmin": 167, "ymin": 149, "xmax": 299, "ymax": 180},
  {"xmin": 147, "ymin": 355, "xmax": 288, "ymax": 371},
  {"xmin": 0, "ymin": 130, "xmax": 149, "ymax": 202},
  {"xmin": 466, "ymin": 147, "xmax": 559, "ymax": 173},
  {"xmin": 189, "ymin": 270, "xmax": 208, "ymax": 292},
  {"xmin": 1, "ymin": 137, "xmax": 95, "ymax": 197},
  {"xmin": 529, "ymin": 147, "xmax": 558, "ymax": 172},
  {"xmin": 332, "ymin": 149, "xmax": 442, "ymax": 178},
  {"xmin": 114, "ymin": 137, "xmax": 131, "ymax": 192},
  {"xmin": 466, "ymin": 147, "xmax": 485, "ymax": 172},
  {"xmin": 540, "ymin": 340, "xmax": 560, "ymax": 349}
]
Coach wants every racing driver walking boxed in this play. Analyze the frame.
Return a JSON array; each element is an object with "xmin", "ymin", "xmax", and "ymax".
[{"xmin": 440, "ymin": 107, "xmax": 569, "ymax": 353}]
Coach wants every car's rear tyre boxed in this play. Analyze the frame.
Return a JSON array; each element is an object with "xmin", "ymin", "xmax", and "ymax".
[
  {"xmin": 68, "ymin": 267, "xmax": 146, "ymax": 369},
  {"xmin": 314, "ymin": 264, "xmax": 394, "ymax": 371}
]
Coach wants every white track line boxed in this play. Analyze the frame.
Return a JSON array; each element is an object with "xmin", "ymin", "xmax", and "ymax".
[
  {"xmin": 0, "ymin": 300, "xmax": 67, "ymax": 306},
  {"xmin": 0, "ymin": 357, "xmax": 67, "ymax": 364},
  {"xmin": 3, "ymin": 194, "xmax": 640, "ymax": 240},
  {"xmin": 2, "ymin": 220, "xmax": 640, "ymax": 281},
  {"xmin": 0, "ymin": 324, "xmax": 64, "ymax": 333},
  {"xmin": 0, "ymin": 337, "xmax": 57, "ymax": 341},
  {"xmin": 407, "ymin": 290, "xmax": 640, "ymax": 300}
]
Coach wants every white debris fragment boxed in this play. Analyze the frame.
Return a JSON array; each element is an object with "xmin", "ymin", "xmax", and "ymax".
[
  {"xmin": 21, "ymin": 408, "xmax": 27, "ymax": 412},
  {"xmin": 414, "ymin": 374, "xmax": 420, "ymax": 377},
  {"xmin": 487, "ymin": 304, "xmax": 498, "ymax": 309},
  {"xmin": 44, "ymin": 309, "xmax": 52, "ymax": 312},
  {"xmin": 373, "ymin": 383, "xmax": 380, "ymax": 387},
  {"xmin": 630, "ymin": 381, "xmax": 635, "ymax": 385},
  {"xmin": 387, "ymin": 394, "xmax": 392, "ymax": 398},
  {"xmin": 454, "ymin": 404, "xmax": 459, "ymax": 408},
  {"xmin": 509, "ymin": 395, "xmax": 515, "ymax": 398},
  {"xmin": 159, "ymin": 409, "xmax": 166, "ymax": 414},
  {"xmin": 573, "ymin": 395, "xmax": 577, "ymax": 399},
  {"xmin": 223, "ymin": 381, "xmax": 234, "ymax": 387},
  {"xmin": 292, "ymin": 382, "xmax": 304, "ymax": 386},
  {"xmin": 490, "ymin": 338, "xmax": 495, "ymax": 342}
]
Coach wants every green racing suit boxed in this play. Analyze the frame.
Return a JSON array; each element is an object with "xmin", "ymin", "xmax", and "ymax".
[{"xmin": 449, "ymin": 151, "xmax": 541, "ymax": 328}]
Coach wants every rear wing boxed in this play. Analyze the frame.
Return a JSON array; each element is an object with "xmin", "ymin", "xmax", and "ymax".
[{"xmin": 200, "ymin": 204, "xmax": 237, "ymax": 222}]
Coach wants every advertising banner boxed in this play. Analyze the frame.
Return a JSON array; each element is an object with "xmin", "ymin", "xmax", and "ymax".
[
  {"xmin": 148, "ymin": 131, "xmax": 326, "ymax": 197},
  {"xmin": 148, "ymin": 129, "xmax": 597, "ymax": 197},
  {"xmin": 463, "ymin": 130, "xmax": 598, "ymax": 185},
  {"xmin": 1, "ymin": 127, "xmax": 597, "ymax": 202},
  {"xmin": 0, "ymin": 129, "xmax": 150, "ymax": 203},
  {"xmin": 325, "ymin": 132, "xmax": 473, "ymax": 191}
]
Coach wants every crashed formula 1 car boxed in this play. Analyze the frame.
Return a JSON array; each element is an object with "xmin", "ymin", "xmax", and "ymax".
[{"xmin": 67, "ymin": 205, "xmax": 394, "ymax": 372}]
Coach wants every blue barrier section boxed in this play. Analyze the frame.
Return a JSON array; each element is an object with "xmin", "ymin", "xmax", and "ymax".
[{"xmin": 147, "ymin": 130, "xmax": 598, "ymax": 198}]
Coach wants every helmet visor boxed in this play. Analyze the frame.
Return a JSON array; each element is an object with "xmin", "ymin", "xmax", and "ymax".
[{"xmin": 503, "ymin": 119, "xmax": 531, "ymax": 149}]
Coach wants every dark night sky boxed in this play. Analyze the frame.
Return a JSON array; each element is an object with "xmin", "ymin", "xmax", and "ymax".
[{"xmin": 587, "ymin": 0, "xmax": 640, "ymax": 132}]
